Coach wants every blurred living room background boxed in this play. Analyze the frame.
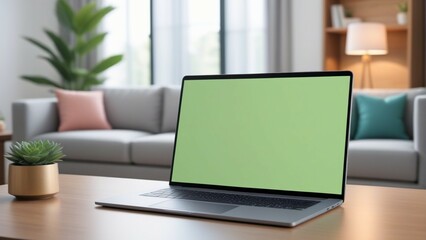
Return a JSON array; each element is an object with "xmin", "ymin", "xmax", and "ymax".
[
  {"xmin": 1, "ymin": 0, "xmax": 326, "ymax": 129},
  {"xmin": 2, "ymin": 0, "xmax": 424, "ymax": 128},
  {"xmin": 1, "ymin": 0, "xmax": 426, "ymax": 188}
]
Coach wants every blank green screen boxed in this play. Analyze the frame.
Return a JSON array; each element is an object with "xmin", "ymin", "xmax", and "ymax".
[{"xmin": 172, "ymin": 76, "xmax": 350, "ymax": 195}]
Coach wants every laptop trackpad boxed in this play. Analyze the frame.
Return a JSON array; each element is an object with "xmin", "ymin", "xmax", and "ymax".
[{"xmin": 151, "ymin": 199, "xmax": 237, "ymax": 214}]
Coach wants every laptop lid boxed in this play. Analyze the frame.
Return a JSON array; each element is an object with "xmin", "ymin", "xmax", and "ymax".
[{"xmin": 170, "ymin": 71, "xmax": 353, "ymax": 201}]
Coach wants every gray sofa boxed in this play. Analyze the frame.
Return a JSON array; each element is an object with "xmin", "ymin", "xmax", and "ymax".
[
  {"xmin": 348, "ymin": 88, "xmax": 426, "ymax": 189},
  {"xmin": 13, "ymin": 86, "xmax": 180, "ymax": 180},
  {"xmin": 12, "ymin": 86, "xmax": 426, "ymax": 189}
]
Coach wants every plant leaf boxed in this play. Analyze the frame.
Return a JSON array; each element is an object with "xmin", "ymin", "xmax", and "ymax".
[
  {"xmin": 75, "ymin": 32, "xmax": 107, "ymax": 55},
  {"xmin": 73, "ymin": 2, "xmax": 97, "ymax": 35},
  {"xmin": 72, "ymin": 68, "xmax": 89, "ymax": 77},
  {"xmin": 81, "ymin": 76, "xmax": 105, "ymax": 90},
  {"xmin": 23, "ymin": 37, "xmax": 59, "ymax": 60},
  {"xmin": 5, "ymin": 140, "xmax": 65, "ymax": 166},
  {"xmin": 56, "ymin": 0, "xmax": 74, "ymax": 30},
  {"xmin": 44, "ymin": 29, "xmax": 73, "ymax": 63},
  {"xmin": 21, "ymin": 76, "xmax": 62, "ymax": 88},
  {"xmin": 80, "ymin": 6, "xmax": 114, "ymax": 34},
  {"xmin": 40, "ymin": 56, "xmax": 71, "ymax": 82},
  {"xmin": 90, "ymin": 54, "xmax": 123, "ymax": 74}
]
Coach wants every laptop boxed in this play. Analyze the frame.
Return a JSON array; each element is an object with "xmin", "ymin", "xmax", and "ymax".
[{"xmin": 96, "ymin": 71, "xmax": 353, "ymax": 227}]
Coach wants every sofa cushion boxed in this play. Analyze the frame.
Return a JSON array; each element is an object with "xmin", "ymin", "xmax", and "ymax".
[
  {"xmin": 162, "ymin": 86, "xmax": 181, "ymax": 132},
  {"xmin": 55, "ymin": 90, "xmax": 111, "ymax": 132},
  {"xmin": 100, "ymin": 87, "xmax": 163, "ymax": 133},
  {"xmin": 35, "ymin": 130, "xmax": 150, "ymax": 164},
  {"xmin": 353, "ymin": 88, "xmax": 426, "ymax": 139},
  {"xmin": 131, "ymin": 133, "xmax": 175, "ymax": 167},
  {"xmin": 355, "ymin": 94, "xmax": 408, "ymax": 139},
  {"xmin": 348, "ymin": 139, "xmax": 417, "ymax": 182}
]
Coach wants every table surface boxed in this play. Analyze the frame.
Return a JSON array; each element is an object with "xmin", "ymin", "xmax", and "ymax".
[
  {"xmin": 0, "ymin": 130, "xmax": 12, "ymax": 140},
  {"xmin": 0, "ymin": 174, "xmax": 425, "ymax": 240}
]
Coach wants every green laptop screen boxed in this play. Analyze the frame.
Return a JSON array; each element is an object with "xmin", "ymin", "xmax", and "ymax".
[{"xmin": 171, "ymin": 75, "xmax": 350, "ymax": 195}]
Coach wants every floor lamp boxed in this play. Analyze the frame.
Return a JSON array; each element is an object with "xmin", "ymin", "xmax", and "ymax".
[{"xmin": 345, "ymin": 23, "xmax": 388, "ymax": 88}]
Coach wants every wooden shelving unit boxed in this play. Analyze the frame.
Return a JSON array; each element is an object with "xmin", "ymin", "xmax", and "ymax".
[
  {"xmin": 323, "ymin": 0, "xmax": 425, "ymax": 88},
  {"xmin": 325, "ymin": 25, "xmax": 407, "ymax": 34}
]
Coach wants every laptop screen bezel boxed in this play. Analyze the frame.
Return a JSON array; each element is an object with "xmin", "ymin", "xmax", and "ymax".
[{"xmin": 169, "ymin": 71, "xmax": 353, "ymax": 201}]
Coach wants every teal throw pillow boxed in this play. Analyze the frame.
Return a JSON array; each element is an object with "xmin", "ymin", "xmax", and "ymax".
[{"xmin": 355, "ymin": 93, "xmax": 408, "ymax": 139}]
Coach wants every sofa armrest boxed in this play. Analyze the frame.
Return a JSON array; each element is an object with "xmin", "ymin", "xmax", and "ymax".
[
  {"xmin": 413, "ymin": 96, "xmax": 426, "ymax": 188},
  {"xmin": 12, "ymin": 98, "xmax": 59, "ymax": 142}
]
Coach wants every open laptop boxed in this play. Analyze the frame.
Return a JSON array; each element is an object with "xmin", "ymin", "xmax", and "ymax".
[{"xmin": 96, "ymin": 71, "xmax": 353, "ymax": 227}]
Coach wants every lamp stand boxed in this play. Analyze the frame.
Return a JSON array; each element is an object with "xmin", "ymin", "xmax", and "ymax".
[{"xmin": 360, "ymin": 54, "xmax": 373, "ymax": 88}]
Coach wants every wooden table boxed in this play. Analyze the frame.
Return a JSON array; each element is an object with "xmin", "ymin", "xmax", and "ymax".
[
  {"xmin": 0, "ymin": 131, "xmax": 12, "ymax": 185},
  {"xmin": 0, "ymin": 174, "xmax": 425, "ymax": 240}
]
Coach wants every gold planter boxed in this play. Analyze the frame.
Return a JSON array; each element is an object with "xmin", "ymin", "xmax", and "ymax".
[{"xmin": 8, "ymin": 163, "xmax": 59, "ymax": 200}]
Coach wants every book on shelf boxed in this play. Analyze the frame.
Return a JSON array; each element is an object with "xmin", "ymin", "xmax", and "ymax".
[
  {"xmin": 330, "ymin": 4, "xmax": 342, "ymax": 28},
  {"xmin": 336, "ymin": 4, "xmax": 346, "ymax": 27},
  {"xmin": 330, "ymin": 4, "xmax": 362, "ymax": 28}
]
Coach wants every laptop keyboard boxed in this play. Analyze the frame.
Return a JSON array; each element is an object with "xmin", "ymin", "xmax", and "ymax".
[{"xmin": 141, "ymin": 188, "xmax": 319, "ymax": 210}]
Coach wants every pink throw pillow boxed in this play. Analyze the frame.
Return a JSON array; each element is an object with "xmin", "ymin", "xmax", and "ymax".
[{"xmin": 56, "ymin": 89, "xmax": 112, "ymax": 132}]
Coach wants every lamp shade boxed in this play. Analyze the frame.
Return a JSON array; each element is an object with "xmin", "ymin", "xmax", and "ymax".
[{"xmin": 345, "ymin": 22, "xmax": 388, "ymax": 55}]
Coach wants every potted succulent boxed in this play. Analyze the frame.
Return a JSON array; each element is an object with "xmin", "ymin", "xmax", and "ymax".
[
  {"xmin": 5, "ymin": 140, "xmax": 65, "ymax": 200},
  {"xmin": 396, "ymin": 2, "xmax": 408, "ymax": 25}
]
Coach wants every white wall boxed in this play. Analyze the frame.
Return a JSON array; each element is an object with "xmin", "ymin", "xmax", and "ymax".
[
  {"xmin": 0, "ymin": 0, "xmax": 58, "ymax": 130},
  {"xmin": 291, "ymin": 0, "xmax": 323, "ymax": 71}
]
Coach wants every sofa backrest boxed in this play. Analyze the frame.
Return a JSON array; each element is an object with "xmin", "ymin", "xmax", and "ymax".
[
  {"xmin": 161, "ymin": 86, "xmax": 181, "ymax": 132},
  {"xmin": 353, "ymin": 87, "xmax": 426, "ymax": 139},
  {"xmin": 99, "ymin": 86, "xmax": 424, "ymax": 138},
  {"xmin": 13, "ymin": 98, "xmax": 59, "ymax": 142},
  {"xmin": 100, "ymin": 87, "xmax": 163, "ymax": 133}
]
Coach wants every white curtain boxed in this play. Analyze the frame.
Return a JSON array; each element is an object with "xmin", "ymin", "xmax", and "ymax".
[
  {"xmin": 99, "ymin": 0, "xmax": 283, "ymax": 86},
  {"xmin": 224, "ymin": 0, "xmax": 268, "ymax": 74},
  {"xmin": 152, "ymin": 0, "xmax": 220, "ymax": 85},
  {"xmin": 100, "ymin": 0, "xmax": 151, "ymax": 86},
  {"xmin": 266, "ymin": 0, "xmax": 292, "ymax": 72}
]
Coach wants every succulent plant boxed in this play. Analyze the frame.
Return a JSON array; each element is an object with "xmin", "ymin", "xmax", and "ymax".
[
  {"xmin": 5, "ymin": 140, "xmax": 65, "ymax": 166},
  {"xmin": 397, "ymin": 2, "xmax": 408, "ymax": 13}
]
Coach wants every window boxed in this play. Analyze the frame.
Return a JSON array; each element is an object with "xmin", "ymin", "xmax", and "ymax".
[
  {"xmin": 101, "ymin": 0, "xmax": 267, "ymax": 86},
  {"xmin": 101, "ymin": 0, "xmax": 151, "ymax": 86},
  {"xmin": 152, "ymin": 0, "xmax": 220, "ymax": 85},
  {"xmin": 224, "ymin": 0, "xmax": 267, "ymax": 74}
]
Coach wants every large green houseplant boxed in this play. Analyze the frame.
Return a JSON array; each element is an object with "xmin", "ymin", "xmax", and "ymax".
[{"xmin": 22, "ymin": 0, "xmax": 123, "ymax": 90}]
